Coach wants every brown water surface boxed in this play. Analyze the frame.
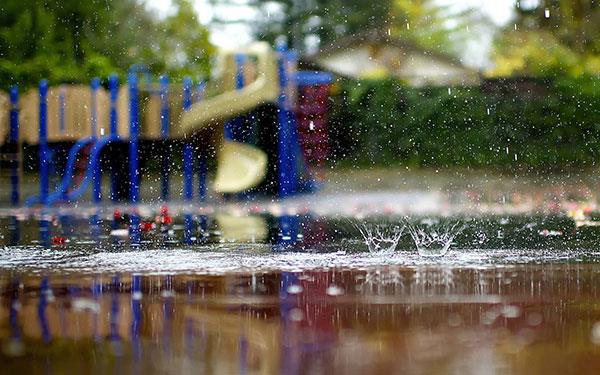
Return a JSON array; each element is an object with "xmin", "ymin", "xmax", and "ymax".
[{"xmin": 2, "ymin": 265, "xmax": 600, "ymax": 374}]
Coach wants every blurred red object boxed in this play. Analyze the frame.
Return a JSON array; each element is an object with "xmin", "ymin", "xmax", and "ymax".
[
  {"xmin": 52, "ymin": 236, "xmax": 66, "ymax": 245},
  {"xmin": 141, "ymin": 221, "xmax": 154, "ymax": 232}
]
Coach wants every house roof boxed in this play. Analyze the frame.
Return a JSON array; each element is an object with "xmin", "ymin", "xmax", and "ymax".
[{"xmin": 304, "ymin": 29, "xmax": 480, "ymax": 76}]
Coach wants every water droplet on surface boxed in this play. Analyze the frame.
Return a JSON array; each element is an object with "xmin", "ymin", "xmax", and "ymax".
[
  {"xmin": 289, "ymin": 308, "xmax": 304, "ymax": 322},
  {"xmin": 287, "ymin": 284, "xmax": 303, "ymax": 294},
  {"xmin": 326, "ymin": 285, "xmax": 344, "ymax": 296},
  {"xmin": 72, "ymin": 298, "xmax": 100, "ymax": 313},
  {"xmin": 502, "ymin": 305, "xmax": 521, "ymax": 318},
  {"xmin": 527, "ymin": 312, "xmax": 543, "ymax": 327},
  {"xmin": 448, "ymin": 312, "xmax": 462, "ymax": 327}
]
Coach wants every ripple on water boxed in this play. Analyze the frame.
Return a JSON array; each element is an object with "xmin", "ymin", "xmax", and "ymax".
[{"xmin": 1, "ymin": 245, "xmax": 600, "ymax": 275}]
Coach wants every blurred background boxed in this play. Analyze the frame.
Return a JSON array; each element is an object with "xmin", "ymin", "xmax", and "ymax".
[{"xmin": 0, "ymin": 0, "xmax": 599, "ymax": 171}]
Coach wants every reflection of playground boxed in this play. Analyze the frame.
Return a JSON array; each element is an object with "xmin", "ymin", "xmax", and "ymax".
[
  {"xmin": 3, "ymin": 266, "xmax": 600, "ymax": 373},
  {"xmin": 0, "ymin": 274, "xmax": 283, "ymax": 374}
]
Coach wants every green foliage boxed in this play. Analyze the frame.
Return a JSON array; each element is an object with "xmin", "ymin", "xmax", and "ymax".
[
  {"xmin": 491, "ymin": 0, "xmax": 600, "ymax": 77},
  {"xmin": 329, "ymin": 77, "xmax": 600, "ymax": 169},
  {"xmin": 0, "ymin": 0, "xmax": 214, "ymax": 89},
  {"xmin": 390, "ymin": 0, "xmax": 472, "ymax": 57},
  {"xmin": 247, "ymin": 0, "xmax": 463, "ymax": 57},
  {"xmin": 247, "ymin": 0, "xmax": 392, "ymax": 51}
]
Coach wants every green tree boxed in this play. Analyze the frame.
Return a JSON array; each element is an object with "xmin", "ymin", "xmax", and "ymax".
[
  {"xmin": 390, "ymin": 0, "xmax": 473, "ymax": 57},
  {"xmin": 245, "ymin": 0, "xmax": 392, "ymax": 51},
  {"xmin": 245, "ymin": 0, "xmax": 468, "ymax": 58},
  {"xmin": 491, "ymin": 0, "xmax": 600, "ymax": 77},
  {"xmin": 0, "ymin": 0, "xmax": 215, "ymax": 89}
]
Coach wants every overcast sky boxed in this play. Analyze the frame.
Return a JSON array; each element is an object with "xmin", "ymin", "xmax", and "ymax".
[{"xmin": 147, "ymin": 0, "xmax": 519, "ymax": 68}]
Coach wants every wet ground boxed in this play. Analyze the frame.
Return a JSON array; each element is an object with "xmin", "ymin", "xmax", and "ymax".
[{"xmin": 2, "ymin": 169, "xmax": 600, "ymax": 374}]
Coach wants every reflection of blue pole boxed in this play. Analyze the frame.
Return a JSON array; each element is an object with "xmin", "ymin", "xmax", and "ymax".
[
  {"xmin": 183, "ymin": 77, "xmax": 194, "ymax": 202},
  {"xmin": 131, "ymin": 274, "xmax": 142, "ymax": 360},
  {"xmin": 239, "ymin": 335, "xmax": 248, "ymax": 375},
  {"xmin": 109, "ymin": 75, "xmax": 119, "ymax": 201},
  {"xmin": 39, "ymin": 80, "xmax": 49, "ymax": 205},
  {"xmin": 110, "ymin": 275, "xmax": 120, "ymax": 342},
  {"xmin": 280, "ymin": 271, "xmax": 299, "ymax": 374},
  {"xmin": 162, "ymin": 275, "xmax": 173, "ymax": 354},
  {"xmin": 8, "ymin": 216, "xmax": 20, "ymax": 246},
  {"xmin": 38, "ymin": 277, "xmax": 51, "ymax": 343},
  {"xmin": 91, "ymin": 78, "xmax": 102, "ymax": 202},
  {"xmin": 92, "ymin": 278, "xmax": 101, "ymax": 342},
  {"xmin": 160, "ymin": 75, "xmax": 170, "ymax": 201},
  {"xmin": 39, "ymin": 211, "xmax": 51, "ymax": 249},
  {"xmin": 9, "ymin": 279, "xmax": 21, "ymax": 340},
  {"xmin": 128, "ymin": 73, "xmax": 140, "ymax": 203},
  {"xmin": 9, "ymin": 86, "xmax": 19, "ymax": 205}
]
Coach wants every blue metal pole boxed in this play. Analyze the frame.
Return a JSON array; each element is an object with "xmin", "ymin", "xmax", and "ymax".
[
  {"xmin": 129, "ymin": 73, "xmax": 141, "ymax": 245},
  {"xmin": 198, "ymin": 155, "xmax": 207, "ymax": 203},
  {"xmin": 196, "ymin": 81, "xmax": 207, "ymax": 203},
  {"xmin": 90, "ymin": 209, "xmax": 100, "ymax": 243},
  {"xmin": 183, "ymin": 144, "xmax": 194, "ymax": 201},
  {"xmin": 128, "ymin": 73, "xmax": 140, "ymax": 203},
  {"xmin": 160, "ymin": 76, "xmax": 170, "ymax": 139},
  {"xmin": 91, "ymin": 78, "xmax": 102, "ymax": 203},
  {"xmin": 183, "ymin": 77, "xmax": 194, "ymax": 202},
  {"xmin": 9, "ymin": 86, "xmax": 19, "ymax": 206},
  {"xmin": 109, "ymin": 74, "xmax": 119, "ymax": 201},
  {"xmin": 160, "ymin": 75, "xmax": 170, "ymax": 201},
  {"xmin": 39, "ymin": 80, "xmax": 49, "ymax": 205},
  {"xmin": 285, "ymin": 51, "xmax": 300, "ymax": 194},
  {"xmin": 184, "ymin": 213, "xmax": 194, "ymax": 245},
  {"xmin": 183, "ymin": 77, "xmax": 192, "ymax": 113}
]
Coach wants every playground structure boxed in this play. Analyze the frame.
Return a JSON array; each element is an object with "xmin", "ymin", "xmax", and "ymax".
[{"xmin": 0, "ymin": 42, "xmax": 334, "ymax": 207}]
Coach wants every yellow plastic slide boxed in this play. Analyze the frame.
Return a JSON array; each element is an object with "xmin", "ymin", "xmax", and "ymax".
[{"xmin": 181, "ymin": 42, "xmax": 280, "ymax": 193}]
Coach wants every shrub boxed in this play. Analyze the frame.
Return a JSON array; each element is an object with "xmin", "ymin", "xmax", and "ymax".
[{"xmin": 328, "ymin": 76, "xmax": 600, "ymax": 169}]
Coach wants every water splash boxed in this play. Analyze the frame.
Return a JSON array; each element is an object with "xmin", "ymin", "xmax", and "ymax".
[
  {"xmin": 408, "ymin": 220, "xmax": 465, "ymax": 257},
  {"xmin": 354, "ymin": 221, "xmax": 404, "ymax": 253}
]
